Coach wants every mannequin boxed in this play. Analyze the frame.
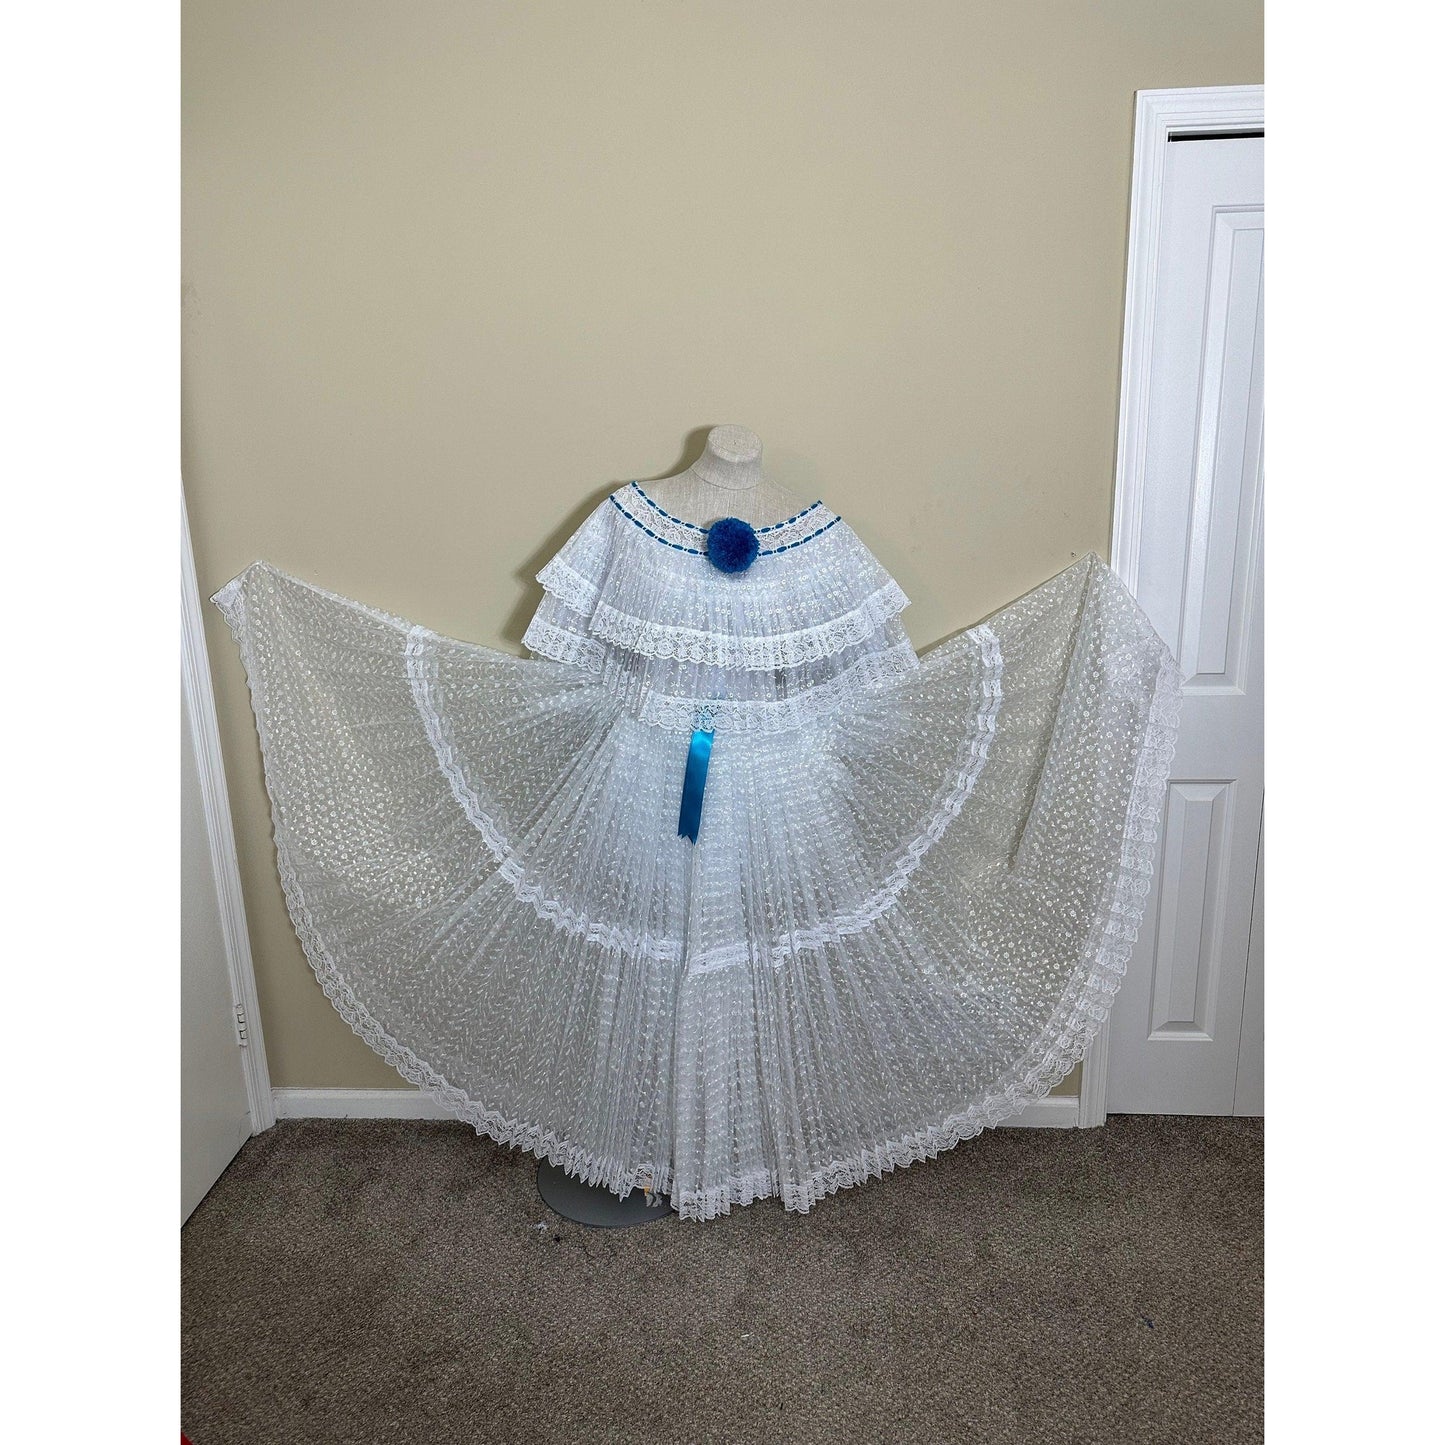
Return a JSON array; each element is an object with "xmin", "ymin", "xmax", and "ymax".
[{"xmin": 640, "ymin": 425, "xmax": 811, "ymax": 530}]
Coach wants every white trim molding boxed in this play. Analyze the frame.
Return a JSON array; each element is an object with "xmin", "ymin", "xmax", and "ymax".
[
  {"xmin": 182, "ymin": 490, "xmax": 275, "ymax": 1132},
  {"xmin": 1009, "ymin": 1095, "xmax": 1081, "ymax": 1129},
  {"xmin": 1083, "ymin": 83, "xmax": 1266, "ymax": 1130},
  {"xmin": 273, "ymin": 1088, "xmax": 457, "ymax": 1121},
  {"xmin": 273, "ymin": 1087, "xmax": 1080, "ymax": 1129}
]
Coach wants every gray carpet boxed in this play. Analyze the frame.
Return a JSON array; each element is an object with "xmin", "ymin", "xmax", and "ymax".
[{"xmin": 182, "ymin": 1116, "xmax": 1262, "ymax": 1444}]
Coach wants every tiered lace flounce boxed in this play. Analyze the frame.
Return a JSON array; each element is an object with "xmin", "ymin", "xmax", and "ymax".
[
  {"xmin": 214, "ymin": 496, "xmax": 1180, "ymax": 1220},
  {"xmin": 521, "ymin": 486, "xmax": 919, "ymax": 730}
]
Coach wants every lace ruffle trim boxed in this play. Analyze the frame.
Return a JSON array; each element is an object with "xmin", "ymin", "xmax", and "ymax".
[
  {"xmin": 521, "ymin": 616, "xmax": 604, "ymax": 673},
  {"xmin": 587, "ymin": 579, "xmax": 911, "ymax": 670},
  {"xmin": 533, "ymin": 501, "xmax": 909, "ymax": 671},
  {"xmin": 535, "ymin": 555, "xmax": 601, "ymax": 617}
]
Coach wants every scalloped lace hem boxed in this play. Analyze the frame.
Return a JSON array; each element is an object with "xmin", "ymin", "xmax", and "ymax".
[
  {"xmin": 535, "ymin": 555, "xmax": 601, "ymax": 617},
  {"xmin": 521, "ymin": 615, "xmax": 605, "ymax": 672}
]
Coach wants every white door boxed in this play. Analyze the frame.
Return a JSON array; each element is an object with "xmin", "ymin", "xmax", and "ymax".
[
  {"xmin": 181, "ymin": 498, "xmax": 270, "ymax": 1221},
  {"xmin": 182, "ymin": 683, "xmax": 253, "ymax": 1220},
  {"xmin": 1106, "ymin": 121, "xmax": 1264, "ymax": 1116}
]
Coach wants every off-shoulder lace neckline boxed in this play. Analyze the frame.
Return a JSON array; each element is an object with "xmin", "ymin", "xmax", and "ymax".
[
  {"xmin": 610, "ymin": 482, "xmax": 842, "ymax": 557},
  {"xmin": 626, "ymin": 480, "xmax": 824, "ymax": 534}
]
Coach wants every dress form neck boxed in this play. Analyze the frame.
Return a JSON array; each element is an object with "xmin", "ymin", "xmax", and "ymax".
[{"xmin": 642, "ymin": 425, "xmax": 809, "ymax": 529}]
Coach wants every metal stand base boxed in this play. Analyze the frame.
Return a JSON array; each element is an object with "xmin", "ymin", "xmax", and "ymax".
[{"xmin": 535, "ymin": 1160, "xmax": 671, "ymax": 1228}]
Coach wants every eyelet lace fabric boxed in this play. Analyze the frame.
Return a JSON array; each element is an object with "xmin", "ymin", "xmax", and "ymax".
[{"xmin": 214, "ymin": 486, "xmax": 1182, "ymax": 1221}]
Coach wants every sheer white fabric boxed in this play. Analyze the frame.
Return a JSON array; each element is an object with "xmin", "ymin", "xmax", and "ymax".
[{"xmin": 213, "ymin": 484, "xmax": 1182, "ymax": 1220}]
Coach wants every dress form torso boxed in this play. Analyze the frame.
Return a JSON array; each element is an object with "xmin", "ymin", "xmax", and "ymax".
[{"xmin": 641, "ymin": 425, "xmax": 810, "ymax": 529}]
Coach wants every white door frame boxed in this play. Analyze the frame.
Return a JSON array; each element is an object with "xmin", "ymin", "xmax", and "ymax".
[
  {"xmin": 181, "ymin": 490, "xmax": 274, "ymax": 1132},
  {"xmin": 1079, "ymin": 84, "xmax": 1265, "ymax": 1128}
]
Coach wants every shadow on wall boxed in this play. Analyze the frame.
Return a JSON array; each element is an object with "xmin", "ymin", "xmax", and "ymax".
[{"xmin": 495, "ymin": 425, "xmax": 721, "ymax": 648}]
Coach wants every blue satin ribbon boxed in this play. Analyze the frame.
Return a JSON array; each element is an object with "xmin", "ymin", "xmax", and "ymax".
[{"xmin": 677, "ymin": 722, "xmax": 715, "ymax": 843}]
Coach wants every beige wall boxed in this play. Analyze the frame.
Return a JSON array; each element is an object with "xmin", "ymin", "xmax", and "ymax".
[{"xmin": 184, "ymin": 0, "xmax": 1263, "ymax": 1092}]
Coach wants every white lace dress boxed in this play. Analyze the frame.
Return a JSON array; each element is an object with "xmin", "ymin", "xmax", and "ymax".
[{"xmin": 213, "ymin": 482, "xmax": 1182, "ymax": 1221}]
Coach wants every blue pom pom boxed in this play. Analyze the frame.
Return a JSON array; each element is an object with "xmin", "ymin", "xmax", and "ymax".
[{"xmin": 705, "ymin": 516, "xmax": 759, "ymax": 573}]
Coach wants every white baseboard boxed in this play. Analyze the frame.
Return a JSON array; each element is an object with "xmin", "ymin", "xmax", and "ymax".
[
  {"xmin": 273, "ymin": 1087, "xmax": 1081, "ymax": 1128},
  {"xmin": 1007, "ymin": 1094, "xmax": 1081, "ymax": 1127},
  {"xmin": 273, "ymin": 1087, "xmax": 457, "ymax": 1120}
]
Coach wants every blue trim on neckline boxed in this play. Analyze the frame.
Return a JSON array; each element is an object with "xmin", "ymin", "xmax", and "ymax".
[
  {"xmin": 628, "ymin": 481, "xmax": 823, "ymax": 533},
  {"xmin": 610, "ymin": 491, "xmax": 845, "ymax": 559},
  {"xmin": 608, "ymin": 494, "xmax": 705, "ymax": 553}
]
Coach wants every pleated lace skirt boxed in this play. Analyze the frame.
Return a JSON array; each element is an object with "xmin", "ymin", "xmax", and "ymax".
[{"xmin": 214, "ymin": 554, "xmax": 1180, "ymax": 1220}]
